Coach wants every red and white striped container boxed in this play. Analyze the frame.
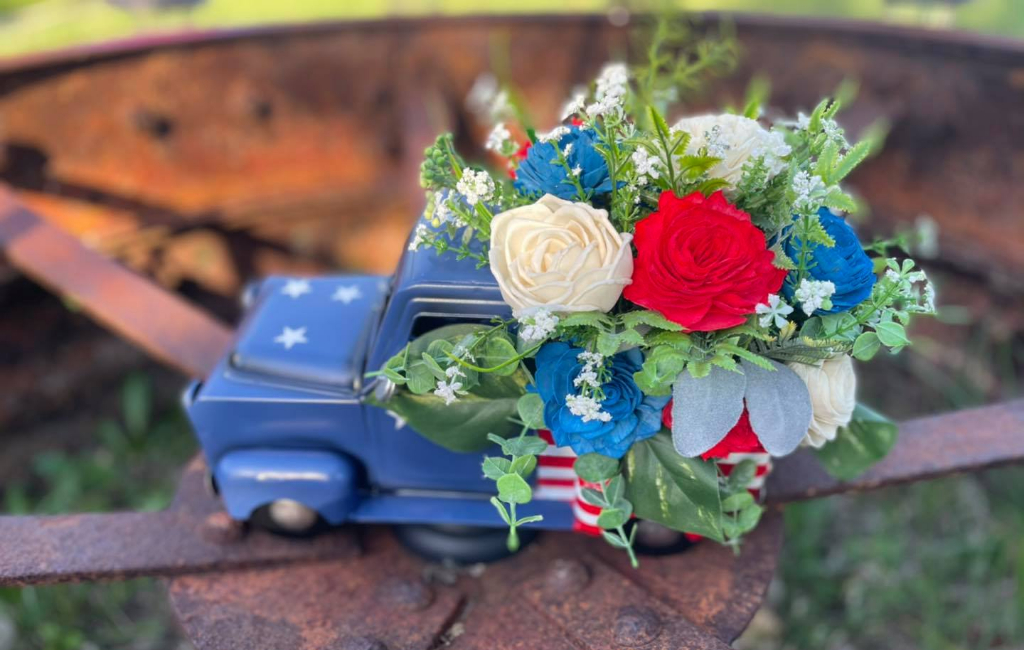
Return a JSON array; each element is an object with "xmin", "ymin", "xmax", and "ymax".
[{"xmin": 533, "ymin": 430, "xmax": 772, "ymax": 537}]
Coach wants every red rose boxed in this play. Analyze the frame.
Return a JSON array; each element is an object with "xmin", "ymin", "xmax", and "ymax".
[
  {"xmin": 624, "ymin": 190, "xmax": 786, "ymax": 331},
  {"xmin": 662, "ymin": 402, "xmax": 765, "ymax": 460}
]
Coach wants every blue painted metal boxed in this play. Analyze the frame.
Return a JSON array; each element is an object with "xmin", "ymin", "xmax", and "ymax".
[
  {"xmin": 185, "ymin": 219, "xmax": 574, "ymax": 530},
  {"xmin": 214, "ymin": 448, "xmax": 360, "ymax": 523}
]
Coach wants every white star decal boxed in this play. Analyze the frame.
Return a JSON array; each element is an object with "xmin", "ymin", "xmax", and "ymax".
[
  {"xmin": 332, "ymin": 285, "xmax": 362, "ymax": 305},
  {"xmin": 281, "ymin": 279, "xmax": 312, "ymax": 299},
  {"xmin": 274, "ymin": 326, "xmax": 308, "ymax": 350}
]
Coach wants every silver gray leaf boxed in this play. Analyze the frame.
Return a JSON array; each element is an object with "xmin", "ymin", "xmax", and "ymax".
[
  {"xmin": 741, "ymin": 359, "xmax": 813, "ymax": 457},
  {"xmin": 671, "ymin": 365, "xmax": 747, "ymax": 457}
]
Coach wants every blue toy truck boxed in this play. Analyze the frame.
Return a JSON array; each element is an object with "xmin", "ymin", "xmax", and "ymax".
[{"xmin": 184, "ymin": 220, "xmax": 583, "ymax": 558}]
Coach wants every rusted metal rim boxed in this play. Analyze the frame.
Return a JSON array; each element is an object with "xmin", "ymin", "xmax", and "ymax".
[
  {"xmin": 1, "ymin": 11, "xmax": 1023, "ymax": 80},
  {"xmin": 164, "ymin": 461, "xmax": 782, "ymax": 650}
]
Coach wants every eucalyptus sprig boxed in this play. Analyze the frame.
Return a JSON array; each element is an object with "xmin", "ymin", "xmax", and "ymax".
[
  {"xmin": 482, "ymin": 393, "xmax": 549, "ymax": 551},
  {"xmin": 575, "ymin": 453, "xmax": 639, "ymax": 568},
  {"xmin": 717, "ymin": 460, "xmax": 764, "ymax": 553}
]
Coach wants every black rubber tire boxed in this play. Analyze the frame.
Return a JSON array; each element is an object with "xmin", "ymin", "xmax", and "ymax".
[{"xmin": 393, "ymin": 524, "xmax": 539, "ymax": 564}]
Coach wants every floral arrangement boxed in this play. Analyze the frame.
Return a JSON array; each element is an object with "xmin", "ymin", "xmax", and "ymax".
[{"xmin": 373, "ymin": 21, "xmax": 936, "ymax": 565}]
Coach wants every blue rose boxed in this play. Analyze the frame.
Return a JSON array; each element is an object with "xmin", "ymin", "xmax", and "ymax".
[
  {"xmin": 783, "ymin": 208, "xmax": 876, "ymax": 313},
  {"xmin": 514, "ymin": 126, "xmax": 613, "ymax": 200},
  {"xmin": 533, "ymin": 343, "xmax": 669, "ymax": 459}
]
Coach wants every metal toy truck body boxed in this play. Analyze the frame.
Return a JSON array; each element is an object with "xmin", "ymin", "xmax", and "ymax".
[{"xmin": 184, "ymin": 221, "xmax": 575, "ymax": 531}]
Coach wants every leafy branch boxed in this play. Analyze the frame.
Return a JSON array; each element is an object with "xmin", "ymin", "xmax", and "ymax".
[{"xmin": 575, "ymin": 453, "xmax": 638, "ymax": 568}]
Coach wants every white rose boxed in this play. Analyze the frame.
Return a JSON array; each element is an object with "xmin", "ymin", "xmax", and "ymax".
[
  {"xmin": 787, "ymin": 355, "xmax": 857, "ymax": 448},
  {"xmin": 672, "ymin": 113, "xmax": 790, "ymax": 186},
  {"xmin": 489, "ymin": 194, "xmax": 633, "ymax": 316}
]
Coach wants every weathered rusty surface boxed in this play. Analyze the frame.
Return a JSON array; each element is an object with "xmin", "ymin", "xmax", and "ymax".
[
  {"xmin": 0, "ymin": 13, "xmax": 1022, "ymax": 649},
  {"xmin": 0, "ymin": 188, "xmax": 232, "ymax": 378},
  {"xmin": 168, "ymin": 515, "xmax": 781, "ymax": 650},
  {"xmin": 0, "ymin": 459, "xmax": 360, "ymax": 587},
  {"xmin": 767, "ymin": 398, "xmax": 1024, "ymax": 503},
  {"xmin": 1, "ymin": 13, "xmax": 1022, "ymax": 297}
]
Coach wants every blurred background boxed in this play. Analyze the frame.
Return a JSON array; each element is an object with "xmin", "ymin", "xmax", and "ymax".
[{"xmin": 0, "ymin": 1, "xmax": 1022, "ymax": 649}]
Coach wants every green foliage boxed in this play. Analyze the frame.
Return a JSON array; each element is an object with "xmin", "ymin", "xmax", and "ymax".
[
  {"xmin": 631, "ymin": 14, "xmax": 738, "ymax": 118},
  {"xmin": 419, "ymin": 134, "xmax": 463, "ymax": 191},
  {"xmin": 623, "ymin": 432, "xmax": 724, "ymax": 541},
  {"xmin": 574, "ymin": 453, "xmax": 620, "ymax": 483},
  {"xmin": 372, "ymin": 324, "xmax": 532, "ymax": 451},
  {"xmin": 483, "ymin": 432, "xmax": 546, "ymax": 552},
  {"xmin": 1, "ymin": 373, "xmax": 194, "ymax": 650},
  {"xmin": 577, "ymin": 467, "xmax": 639, "ymax": 567},
  {"xmin": 718, "ymin": 460, "xmax": 764, "ymax": 549},
  {"xmin": 815, "ymin": 403, "xmax": 899, "ymax": 481}
]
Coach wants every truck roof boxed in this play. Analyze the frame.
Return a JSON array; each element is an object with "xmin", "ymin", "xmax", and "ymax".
[{"xmin": 391, "ymin": 219, "xmax": 499, "ymax": 293}]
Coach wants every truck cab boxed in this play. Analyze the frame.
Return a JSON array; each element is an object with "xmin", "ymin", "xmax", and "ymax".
[{"xmin": 185, "ymin": 220, "xmax": 574, "ymax": 533}]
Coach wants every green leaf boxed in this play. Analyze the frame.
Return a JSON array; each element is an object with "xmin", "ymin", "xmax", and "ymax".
[
  {"xmin": 620, "ymin": 310, "xmax": 683, "ymax": 332},
  {"xmin": 618, "ymin": 328, "xmax": 646, "ymax": 348},
  {"xmin": 831, "ymin": 138, "xmax": 873, "ymax": 183},
  {"xmin": 597, "ymin": 332, "xmax": 622, "ymax": 357},
  {"xmin": 815, "ymin": 403, "xmax": 899, "ymax": 481},
  {"xmin": 406, "ymin": 363, "xmax": 437, "ymax": 394},
  {"xmin": 624, "ymin": 432, "xmax": 724, "ymax": 541},
  {"xmin": 482, "ymin": 457, "xmax": 512, "ymax": 480},
  {"xmin": 725, "ymin": 460, "xmax": 757, "ymax": 492},
  {"xmin": 634, "ymin": 345, "xmax": 688, "ymax": 396},
  {"xmin": 371, "ymin": 324, "xmax": 534, "ymax": 451},
  {"xmin": 601, "ymin": 530, "xmax": 628, "ymax": 548},
  {"xmin": 510, "ymin": 454, "xmax": 538, "ymax": 478},
  {"xmin": 379, "ymin": 388, "xmax": 521, "ymax": 451},
  {"xmin": 852, "ymin": 332, "xmax": 882, "ymax": 361},
  {"xmin": 499, "ymin": 436, "xmax": 550, "ymax": 457},
  {"xmin": 516, "ymin": 515, "xmax": 544, "ymax": 526},
  {"xmin": 737, "ymin": 504, "xmax": 763, "ymax": 532},
  {"xmin": 875, "ymin": 322, "xmax": 910, "ymax": 348},
  {"xmin": 718, "ymin": 344, "xmax": 776, "ymax": 372},
  {"xmin": 480, "ymin": 335, "xmax": 520, "ymax": 376},
  {"xmin": 597, "ymin": 508, "xmax": 629, "ymax": 530},
  {"xmin": 496, "ymin": 473, "xmax": 533, "ymax": 504},
  {"xmin": 581, "ymin": 487, "xmax": 606, "ymax": 508},
  {"xmin": 516, "ymin": 393, "xmax": 546, "ymax": 429},
  {"xmin": 687, "ymin": 361, "xmax": 712, "ymax": 379},
  {"xmin": 490, "ymin": 497, "xmax": 512, "ymax": 525},
  {"xmin": 574, "ymin": 453, "xmax": 620, "ymax": 482},
  {"xmin": 420, "ymin": 352, "xmax": 447, "ymax": 380},
  {"xmin": 722, "ymin": 491, "xmax": 755, "ymax": 512},
  {"xmin": 646, "ymin": 332, "xmax": 692, "ymax": 350},
  {"xmin": 605, "ymin": 475, "xmax": 625, "ymax": 504},
  {"xmin": 558, "ymin": 312, "xmax": 613, "ymax": 329}
]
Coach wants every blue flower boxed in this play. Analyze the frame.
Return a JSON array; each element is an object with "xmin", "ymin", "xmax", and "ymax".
[
  {"xmin": 783, "ymin": 208, "xmax": 876, "ymax": 313},
  {"xmin": 533, "ymin": 343, "xmax": 669, "ymax": 459},
  {"xmin": 514, "ymin": 126, "xmax": 613, "ymax": 200}
]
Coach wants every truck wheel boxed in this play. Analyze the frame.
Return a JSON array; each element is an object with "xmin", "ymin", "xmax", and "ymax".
[
  {"xmin": 393, "ymin": 524, "xmax": 539, "ymax": 564},
  {"xmin": 252, "ymin": 499, "xmax": 324, "ymax": 536},
  {"xmin": 630, "ymin": 520, "xmax": 695, "ymax": 556}
]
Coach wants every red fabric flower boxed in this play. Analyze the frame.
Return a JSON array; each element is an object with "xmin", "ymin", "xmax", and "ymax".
[
  {"xmin": 662, "ymin": 401, "xmax": 766, "ymax": 460},
  {"xmin": 624, "ymin": 191, "xmax": 787, "ymax": 331},
  {"xmin": 508, "ymin": 140, "xmax": 533, "ymax": 179}
]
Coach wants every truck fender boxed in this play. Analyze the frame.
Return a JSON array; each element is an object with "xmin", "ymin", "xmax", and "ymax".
[{"xmin": 213, "ymin": 449, "xmax": 359, "ymax": 525}]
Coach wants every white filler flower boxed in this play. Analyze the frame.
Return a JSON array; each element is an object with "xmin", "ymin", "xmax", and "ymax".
[{"xmin": 672, "ymin": 113, "xmax": 791, "ymax": 186}]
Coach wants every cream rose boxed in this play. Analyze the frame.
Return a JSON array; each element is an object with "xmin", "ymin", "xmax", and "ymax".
[
  {"xmin": 672, "ymin": 113, "xmax": 790, "ymax": 186},
  {"xmin": 787, "ymin": 355, "xmax": 857, "ymax": 448},
  {"xmin": 489, "ymin": 194, "xmax": 633, "ymax": 316}
]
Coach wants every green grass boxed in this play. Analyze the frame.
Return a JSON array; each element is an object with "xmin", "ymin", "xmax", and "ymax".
[
  {"xmin": 0, "ymin": 374, "xmax": 196, "ymax": 650},
  {"xmin": 0, "ymin": 0, "xmax": 1022, "ymax": 59}
]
